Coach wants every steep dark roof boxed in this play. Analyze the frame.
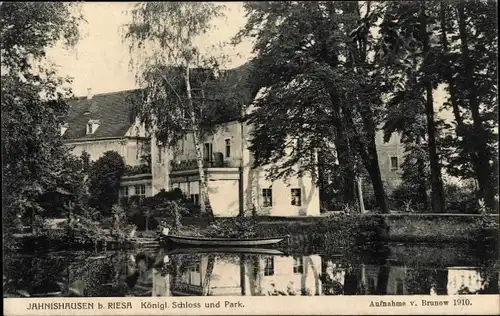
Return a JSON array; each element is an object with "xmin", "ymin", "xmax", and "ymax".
[
  {"xmin": 62, "ymin": 63, "xmax": 255, "ymax": 140},
  {"xmin": 222, "ymin": 61, "xmax": 255, "ymax": 106},
  {"xmin": 63, "ymin": 89, "xmax": 140, "ymax": 140}
]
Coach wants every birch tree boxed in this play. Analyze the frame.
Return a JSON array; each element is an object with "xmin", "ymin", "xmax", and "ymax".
[{"xmin": 125, "ymin": 3, "xmax": 246, "ymax": 220}]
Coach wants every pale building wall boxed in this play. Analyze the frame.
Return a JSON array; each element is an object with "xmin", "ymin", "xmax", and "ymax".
[
  {"xmin": 374, "ymin": 130, "xmax": 405, "ymax": 191},
  {"xmin": 207, "ymin": 178, "xmax": 240, "ymax": 217},
  {"xmin": 66, "ymin": 119, "xmax": 150, "ymax": 166},
  {"xmin": 171, "ymin": 172, "xmax": 240, "ymax": 217},
  {"xmin": 249, "ymin": 172, "xmax": 320, "ymax": 216},
  {"xmin": 173, "ymin": 121, "xmax": 244, "ymax": 165},
  {"xmin": 241, "ymin": 122, "xmax": 321, "ymax": 216},
  {"xmin": 150, "ymin": 102, "xmax": 321, "ymax": 217},
  {"xmin": 68, "ymin": 138, "xmax": 148, "ymax": 166},
  {"xmin": 67, "ymin": 139, "xmax": 124, "ymax": 162},
  {"xmin": 165, "ymin": 119, "xmax": 320, "ymax": 217},
  {"xmin": 208, "ymin": 259, "xmax": 242, "ymax": 296}
]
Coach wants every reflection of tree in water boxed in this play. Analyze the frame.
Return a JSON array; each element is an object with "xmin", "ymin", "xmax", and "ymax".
[
  {"xmin": 405, "ymin": 268, "xmax": 441, "ymax": 295},
  {"xmin": 319, "ymin": 242, "xmax": 392, "ymax": 296},
  {"xmin": 202, "ymin": 255, "xmax": 215, "ymax": 296},
  {"xmin": 124, "ymin": 252, "xmax": 156, "ymax": 297},
  {"xmin": 4, "ymin": 254, "xmax": 73, "ymax": 297},
  {"xmin": 245, "ymin": 255, "xmax": 262, "ymax": 296},
  {"xmin": 470, "ymin": 239, "xmax": 499, "ymax": 294},
  {"xmin": 3, "ymin": 251, "xmax": 132, "ymax": 297},
  {"xmin": 301, "ymin": 256, "xmax": 320, "ymax": 295}
]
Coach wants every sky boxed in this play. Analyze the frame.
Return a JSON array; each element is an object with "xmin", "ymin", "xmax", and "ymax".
[
  {"xmin": 46, "ymin": 2, "xmax": 449, "ymax": 121},
  {"xmin": 47, "ymin": 2, "xmax": 254, "ymax": 97}
]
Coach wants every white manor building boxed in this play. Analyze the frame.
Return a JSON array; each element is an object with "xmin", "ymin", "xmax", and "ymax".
[{"xmin": 63, "ymin": 66, "xmax": 404, "ymax": 217}]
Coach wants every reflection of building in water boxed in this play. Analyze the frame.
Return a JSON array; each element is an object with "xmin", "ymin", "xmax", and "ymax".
[
  {"xmin": 169, "ymin": 256, "xmax": 243, "ymax": 296},
  {"xmin": 166, "ymin": 255, "xmax": 322, "ymax": 296},
  {"xmin": 447, "ymin": 267, "xmax": 484, "ymax": 294},
  {"xmin": 259, "ymin": 255, "xmax": 322, "ymax": 295}
]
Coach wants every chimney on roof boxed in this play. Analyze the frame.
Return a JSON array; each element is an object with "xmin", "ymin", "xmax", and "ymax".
[{"xmin": 87, "ymin": 88, "xmax": 93, "ymax": 100}]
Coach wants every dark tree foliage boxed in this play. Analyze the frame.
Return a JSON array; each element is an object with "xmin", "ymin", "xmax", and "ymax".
[
  {"xmin": 1, "ymin": 2, "xmax": 85, "ymax": 247},
  {"xmin": 88, "ymin": 151, "xmax": 126, "ymax": 216},
  {"xmin": 235, "ymin": 1, "xmax": 390, "ymax": 212},
  {"xmin": 376, "ymin": 0, "xmax": 498, "ymax": 212}
]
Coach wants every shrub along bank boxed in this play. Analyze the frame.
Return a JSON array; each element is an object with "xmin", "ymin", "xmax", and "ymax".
[{"xmin": 161, "ymin": 212, "xmax": 498, "ymax": 247}]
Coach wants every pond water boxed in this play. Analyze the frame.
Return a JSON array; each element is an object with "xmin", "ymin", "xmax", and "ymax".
[{"xmin": 4, "ymin": 242, "xmax": 499, "ymax": 297}]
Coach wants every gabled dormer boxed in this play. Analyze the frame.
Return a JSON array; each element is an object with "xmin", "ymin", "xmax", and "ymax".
[{"xmin": 86, "ymin": 119, "xmax": 100, "ymax": 135}]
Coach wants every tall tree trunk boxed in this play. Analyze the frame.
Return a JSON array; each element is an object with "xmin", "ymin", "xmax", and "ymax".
[
  {"xmin": 356, "ymin": 105, "xmax": 390, "ymax": 213},
  {"xmin": 329, "ymin": 92, "xmax": 357, "ymax": 207},
  {"xmin": 420, "ymin": 3, "xmax": 445, "ymax": 213},
  {"xmin": 440, "ymin": 1, "xmax": 486, "ymax": 204},
  {"xmin": 457, "ymin": 3, "xmax": 497, "ymax": 211},
  {"xmin": 185, "ymin": 63, "xmax": 214, "ymax": 221},
  {"xmin": 334, "ymin": 129, "xmax": 357, "ymax": 207},
  {"xmin": 340, "ymin": 100, "xmax": 389, "ymax": 213},
  {"xmin": 347, "ymin": 1, "xmax": 389, "ymax": 214}
]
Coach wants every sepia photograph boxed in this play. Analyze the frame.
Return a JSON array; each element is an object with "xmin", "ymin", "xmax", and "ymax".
[{"xmin": 2, "ymin": 1, "xmax": 499, "ymax": 315}]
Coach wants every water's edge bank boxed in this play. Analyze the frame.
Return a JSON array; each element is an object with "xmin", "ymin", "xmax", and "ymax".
[{"xmin": 11, "ymin": 213, "xmax": 498, "ymax": 252}]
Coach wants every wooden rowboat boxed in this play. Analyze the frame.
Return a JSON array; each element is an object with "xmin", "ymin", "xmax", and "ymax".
[
  {"xmin": 165, "ymin": 247, "xmax": 285, "ymax": 256},
  {"xmin": 159, "ymin": 234, "xmax": 288, "ymax": 247}
]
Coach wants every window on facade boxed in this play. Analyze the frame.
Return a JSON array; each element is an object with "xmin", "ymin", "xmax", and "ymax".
[
  {"xmin": 190, "ymin": 263, "xmax": 200, "ymax": 273},
  {"xmin": 190, "ymin": 194, "xmax": 200, "ymax": 205},
  {"xmin": 135, "ymin": 184, "xmax": 146, "ymax": 198},
  {"xmin": 87, "ymin": 123, "xmax": 93, "ymax": 134},
  {"xmin": 291, "ymin": 188, "xmax": 302, "ymax": 206},
  {"xmin": 203, "ymin": 143, "xmax": 213, "ymax": 162},
  {"xmin": 293, "ymin": 256, "xmax": 304, "ymax": 274},
  {"xmin": 262, "ymin": 188, "xmax": 272, "ymax": 207},
  {"xmin": 157, "ymin": 148, "xmax": 162, "ymax": 163},
  {"xmin": 396, "ymin": 278, "xmax": 404, "ymax": 295},
  {"xmin": 264, "ymin": 257, "xmax": 275, "ymax": 276},
  {"xmin": 297, "ymin": 138, "xmax": 303, "ymax": 150},
  {"xmin": 225, "ymin": 138, "xmax": 231, "ymax": 158},
  {"xmin": 390, "ymin": 156, "xmax": 399, "ymax": 170}
]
